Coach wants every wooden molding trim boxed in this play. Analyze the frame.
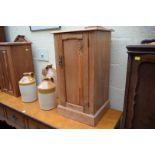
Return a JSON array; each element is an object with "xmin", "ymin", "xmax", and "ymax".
[
  {"xmin": 14, "ymin": 35, "xmax": 30, "ymax": 42},
  {"xmin": 58, "ymin": 100, "xmax": 110, "ymax": 126}
]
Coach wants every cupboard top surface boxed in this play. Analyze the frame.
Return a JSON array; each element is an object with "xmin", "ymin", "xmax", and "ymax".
[
  {"xmin": 127, "ymin": 45, "xmax": 155, "ymax": 53},
  {"xmin": 0, "ymin": 42, "xmax": 31, "ymax": 46},
  {"xmin": 52, "ymin": 27, "xmax": 113, "ymax": 34},
  {"xmin": 0, "ymin": 92, "xmax": 122, "ymax": 129}
]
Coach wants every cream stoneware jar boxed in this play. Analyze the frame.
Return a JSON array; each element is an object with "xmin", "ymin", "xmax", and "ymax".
[
  {"xmin": 38, "ymin": 78, "xmax": 56, "ymax": 111},
  {"xmin": 19, "ymin": 72, "xmax": 37, "ymax": 103}
]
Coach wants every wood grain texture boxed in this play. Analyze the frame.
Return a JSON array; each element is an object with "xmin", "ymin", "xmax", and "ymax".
[
  {"xmin": 54, "ymin": 34, "xmax": 66, "ymax": 106},
  {"xmin": 95, "ymin": 32, "xmax": 111, "ymax": 112},
  {"xmin": 0, "ymin": 92, "xmax": 122, "ymax": 129},
  {"xmin": 58, "ymin": 100, "xmax": 110, "ymax": 126},
  {"xmin": 26, "ymin": 118, "xmax": 50, "ymax": 129},
  {"xmin": 0, "ymin": 49, "xmax": 14, "ymax": 95},
  {"xmin": 52, "ymin": 27, "xmax": 112, "ymax": 34},
  {"xmin": 122, "ymin": 45, "xmax": 155, "ymax": 129}
]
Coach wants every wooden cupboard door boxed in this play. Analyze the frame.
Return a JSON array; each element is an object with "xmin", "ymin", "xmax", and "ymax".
[
  {"xmin": 124, "ymin": 54, "xmax": 155, "ymax": 129},
  {"xmin": 0, "ymin": 50, "xmax": 13, "ymax": 94},
  {"xmin": 55, "ymin": 33, "xmax": 89, "ymax": 109}
]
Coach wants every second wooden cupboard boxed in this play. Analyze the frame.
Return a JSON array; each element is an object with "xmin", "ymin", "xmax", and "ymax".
[{"xmin": 0, "ymin": 36, "xmax": 34, "ymax": 97}]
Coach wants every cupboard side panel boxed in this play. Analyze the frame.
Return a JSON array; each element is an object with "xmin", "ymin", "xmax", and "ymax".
[
  {"xmin": 82, "ymin": 33, "xmax": 89, "ymax": 111},
  {"xmin": 94, "ymin": 31, "xmax": 111, "ymax": 113},
  {"xmin": 122, "ymin": 55, "xmax": 133, "ymax": 128},
  {"xmin": 88, "ymin": 32, "xmax": 96, "ymax": 114},
  {"xmin": 123, "ymin": 54, "xmax": 144, "ymax": 128}
]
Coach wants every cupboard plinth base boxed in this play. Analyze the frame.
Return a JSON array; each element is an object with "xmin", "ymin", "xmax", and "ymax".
[{"xmin": 58, "ymin": 100, "xmax": 110, "ymax": 126}]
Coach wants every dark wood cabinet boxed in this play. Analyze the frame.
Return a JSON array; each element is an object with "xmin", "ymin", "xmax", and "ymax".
[
  {"xmin": 54, "ymin": 27, "xmax": 112, "ymax": 126},
  {"xmin": 0, "ymin": 36, "xmax": 34, "ymax": 97},
  {"xmin": 0, "ymin": 26, "xmax": 5, "ymax": 42},
  {"xmin": 122, "ymin": 45, "xmax": 155, "ymax": 129}
]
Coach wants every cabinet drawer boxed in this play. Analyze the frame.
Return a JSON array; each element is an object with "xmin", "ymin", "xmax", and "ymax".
[
  {"xmin": 6, "ymin": 108, "xmax": 26, "ymax": 128},
  {"xmin": 27, "ymin": 119, "xmax": 51, "ymax": 129},
  {"xmin": 0, "ymin": 104, "xmax": 5, "ymax": 119}
]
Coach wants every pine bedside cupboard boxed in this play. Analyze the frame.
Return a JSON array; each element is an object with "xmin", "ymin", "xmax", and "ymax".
[{"xmin": 53, "ymin": 27, "xmax": 113, "ymax": 126}]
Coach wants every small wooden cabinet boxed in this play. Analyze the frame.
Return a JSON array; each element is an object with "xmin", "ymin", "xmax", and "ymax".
[
  {"xmin": 54, "ymin": 27, "xmax": 112, "ymax": 126},
  {"xmin": 0, "ymin": 36, "xmax": 34, "ymax": 97},
  {"xmin": 122, "ymin": 45, "xmax": 155, "ymax": 129}
]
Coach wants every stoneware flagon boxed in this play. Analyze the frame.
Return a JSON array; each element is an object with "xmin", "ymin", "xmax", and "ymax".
[{"xmin": 19, "ymin": 72, "xmax": 37, "ymax": 103}]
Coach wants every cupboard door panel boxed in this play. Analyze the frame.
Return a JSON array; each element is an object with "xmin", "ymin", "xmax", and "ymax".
[
  {"xmin": 62, "ymin": 33, "xmax": 88, "ymax": 107},
  {"xmin": 0, "ymin": 51, "xmax": 13, "ymax": 94}
]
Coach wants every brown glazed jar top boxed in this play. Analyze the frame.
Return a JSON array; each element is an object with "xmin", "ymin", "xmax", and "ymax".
[
  {"xmin": 19, "ymin": 72, "xmax": 36, "ymax": 86},
  {"xmin": 38, "ymin": 78, "xmax": 56, "ymax": 94}
]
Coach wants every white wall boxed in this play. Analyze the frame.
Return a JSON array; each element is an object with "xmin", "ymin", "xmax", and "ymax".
[{"xmin": 5, "ymin": 26, "xmax": 155, "ymax": 111}]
